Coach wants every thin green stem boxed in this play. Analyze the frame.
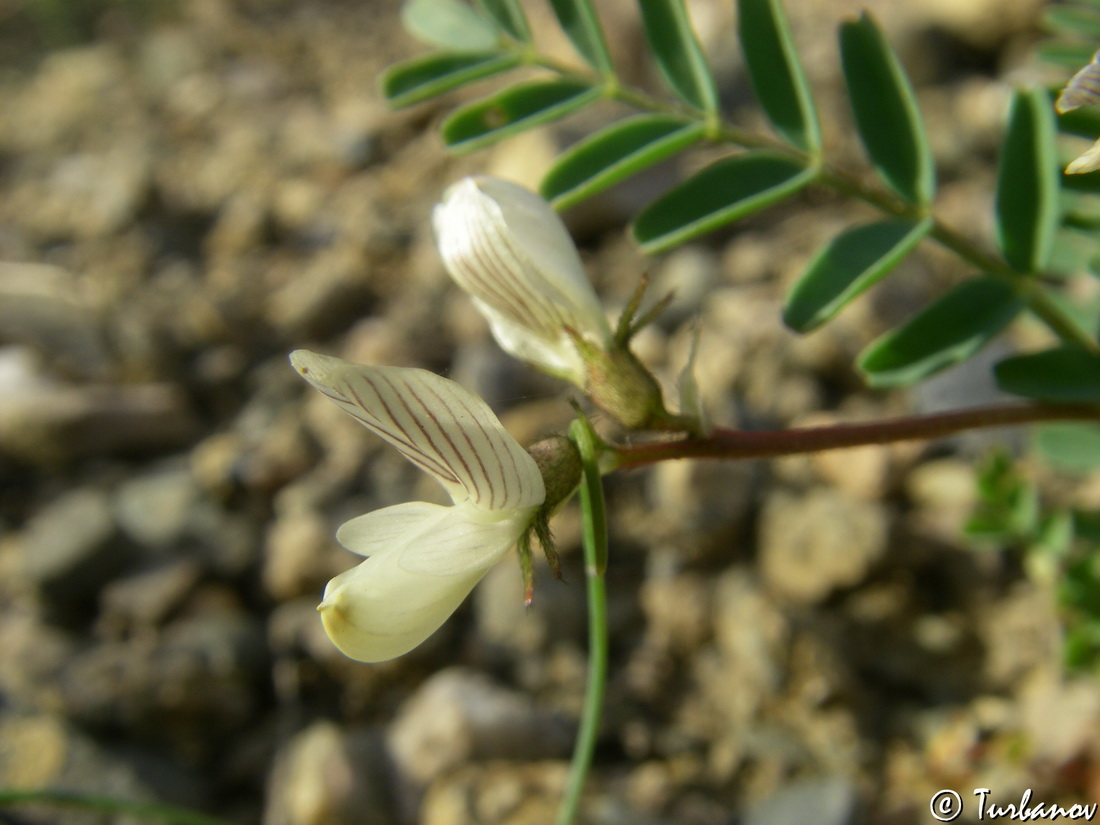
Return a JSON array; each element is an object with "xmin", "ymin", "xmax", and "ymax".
[
  {"xmin": 613, "ymin": 403, "xmax": 1100, "ymax": 468},
  {"xmin": 0, "ymin": 789, "xmax": 238, "ymax": 825},
  {"xmin": 556, "ymin": 416, "xmax": 610, "ymax": 825}
]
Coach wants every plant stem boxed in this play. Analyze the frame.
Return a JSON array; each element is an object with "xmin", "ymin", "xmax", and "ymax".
[
  {"xmin": 0, "ymin": 789, "xmax": 238, "ymax": 825},
  {"xmin": 556, "ymin": 417, "xmax": 610, "ymax": 825},
  {"xmin": 613, "ymin": 403, "xmax": 1100, "ymax": 468}
]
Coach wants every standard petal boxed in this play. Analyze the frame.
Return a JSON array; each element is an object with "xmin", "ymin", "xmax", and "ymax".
[
  {"xmin": 291, "ymin": 350, "xmax": 545, "ymax": 511},
  {"xmin": 318, "ymin": 503, "xmax": 523, "ymax": 662},
  {"xmin": 433, "ymin": 176, "xmax": 612, "ymax": 377}
]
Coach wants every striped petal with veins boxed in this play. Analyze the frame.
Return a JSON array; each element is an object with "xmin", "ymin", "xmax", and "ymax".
[
  {"xmin": 290, "ymin": 349, "xmax": 545, "ymax": 662},
  {"xmin": 433, "ymin": 176, "xmax": 613, "ymax": 386}
]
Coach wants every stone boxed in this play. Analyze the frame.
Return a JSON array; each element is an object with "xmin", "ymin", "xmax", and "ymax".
[
  {"xmin": 759, "ymin": 488, "xmax": 889, "ymax": 604},
  {"xmin": 386, "ymin": 668, "xmax": 574, "ymax": 787},
  {"xmin": 20, "ymin": 487, "xmax": 133, "ymax": 622},
  {"xmin": 742, "ymin": 776, "xmax": 860, "ymax": 825},
  {"xmin": 264, "ymin": 721, "xmax": 396, "ymax": 825}
]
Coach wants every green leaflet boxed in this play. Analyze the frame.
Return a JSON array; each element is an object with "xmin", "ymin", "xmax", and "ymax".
[
  {"xmin": 636, "ymin": 0, "xmax": 719, "ymax": 114},
  {"xmin": 632, "ymin": 151, "xmax": 815, "ymax": 254},
  {"xmin": 401, "ymin": 0, "xmax": 500, "ymax": 52},
  {"xmin": 996, "ymin": 88, "xmax": 1060, "ymax": 273},
  {"xmin": 1036, "ymin": 423, "xmax": 1100, "ymax": 474},
  {"xmin": 858, "ymin": 277, "xmax": 1024, "ymax": 387},
  {"xmin": 541, "ymin": 115, "xmax": 706, "ymax": 209},
  {"xmin": 381, "ymin": 51, "xmax": 521, "ymax": 108},
  {"xmin": 1045, "ymin": 5, "xmax": 1100, "ymax": 40},
  {"xmin": 442, "ymin": 79, "xmax": 600, "ymax": 153},
  {"xmin": 473, "ymin": 0, "xmax": 531, "ymax": 41},
  {"xmin": 547, "ymin": 0, "xmax": 613, "ymax": 74},
  {"xmin": 1037, "ymin": 41, "xmax": 1100, "ymax": 71},
  {"xmin": 737, "ymin": 0, "xmax": 821, "ymax": 152},
  {"xmin": 839, "ymin": 12, "xmax": 935, "ymax": 205},
  {"xmin": 783, "ymin": 218, "xmax": 932, "ymax": 333},
  {"xmin": 995, "ymin": 345, "xmax": 1100, "ymax": 402}
]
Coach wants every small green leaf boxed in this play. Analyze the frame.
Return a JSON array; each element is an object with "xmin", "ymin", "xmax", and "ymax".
[
  {"xmin": 1036, "ymin": 423, "xmax": 1100, "ymax": 474},
  {"xmin": 381, "ymin": 51, "xmax": 521, "ymax": 108},
  {"xmin": 995, "ymin": 345, "xmax": 1100, "ymax": 402},
  {"xmin": 996, "ymin": 88, "xmax": 1060, "ymax": 273},
  {"xmin": 784, "ymin": 218, "xmax": 932, "ymax": 333},
  {"xmin": 839, "ymin": 12, "xmax": 935, "ymax": 204},
  {"xmin": 1037, "ymin": 41, "xmax": 1100, "ymax": 71},
  {"xmin": 401, "ymin": 0, "xmax": 500, "ymax": 51},
  {"xmin": 632, "ymin": 152, "xmax": 815, "ymax": 254},
  {"xmin": 737, "ymin": 0, "xmax": 821, "ymax": 152},
  {"xmin": 858, "ymin": 277, "xmax": 1024, "ymax": 387},
  {"xmin": 473, "ymin": 0, "xmax": 531, "ymax": 41},
  {"xmin": 541, "ymin": 115, "xmax": 706, "ymax": 209},
  {"xmin": 1045, "ymin": 6, "xmax": 1100, "ymax": 40},
  {"xmin": 637, "ymin": 0, "xmax": 719, "ymax": 113},
  {"xmin": 441, "ymin": 79, "xmax": 600, "ymax": 153},
  {"xmin": 547, "ymin": 0, "xmax": 613, "ymax": 74}
]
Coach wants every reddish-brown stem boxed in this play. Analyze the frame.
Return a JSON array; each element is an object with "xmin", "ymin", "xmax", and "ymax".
[{"xmin": 612, "ymin": 404, "xmax": 1100, "ymax": 468}]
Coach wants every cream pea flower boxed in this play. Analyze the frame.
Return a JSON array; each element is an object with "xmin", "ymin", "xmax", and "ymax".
[
  {"xmin": 432, "ymin": 175, "xmax": 613, "ymax": 386},
  {"xmin": 290, "ymin": 349, "xmax": 545, "ymax": 663}
]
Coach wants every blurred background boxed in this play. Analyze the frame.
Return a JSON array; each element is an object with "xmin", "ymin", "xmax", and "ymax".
[{"xmin": 1, "ymin": 0, "xmax": 1098, "ymax": 823}]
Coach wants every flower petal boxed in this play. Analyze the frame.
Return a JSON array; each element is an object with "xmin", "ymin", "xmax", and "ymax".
[
  {"xmin": 433, "ymin": 176, "xmax": 611, "ymax": 382},
  {"xmin": 335, "ymin": 500, "xmax": 530, "ymax": 576},
  {"xmin": 291, "ymin": 350, "xmax": 545, "ymax": 511},
  {"xmin": 318, "ymin": 504, "xmax": 522, "ymax": 662}
]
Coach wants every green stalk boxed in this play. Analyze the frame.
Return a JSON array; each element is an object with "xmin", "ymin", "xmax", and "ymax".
[
  {"xmin": 0, "ymin": 789, "xmax": 238, "ymax": 825},
  {"xmin": 555, "ymin": 415, "xmax": 610, "ymax": 825}
]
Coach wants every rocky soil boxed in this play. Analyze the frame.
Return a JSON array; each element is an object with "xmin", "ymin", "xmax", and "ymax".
[{"xmin": 1, "ymin": 0, "xmax": 1098, "ymax": 824}]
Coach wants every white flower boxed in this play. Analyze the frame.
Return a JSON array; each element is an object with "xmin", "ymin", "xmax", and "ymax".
[
  {"xmin": 432, "ymin": 175, "xmax": 613, "ymax": 386},
  {"xmin": 290, "ymin": 349, "xmax": 545, "ymax": 663}
]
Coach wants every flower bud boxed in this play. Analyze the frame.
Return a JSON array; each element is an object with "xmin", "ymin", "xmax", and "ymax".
[{"xmin": 433, "ymin": 176, "xmax": 612, "ymax": 386}]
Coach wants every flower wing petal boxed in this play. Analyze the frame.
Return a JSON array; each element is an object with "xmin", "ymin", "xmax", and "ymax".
[
  {"xmin": 335, "ymin": 501, "xmax": 452, "ymax": 557},
  {"xmin": 335, "ymin": 500, "xmax": 524, "ymax": 575},
  {"xmin": 319, "ymin": 504, "xmax": 520, "ymax": 662},
  {"xmin": 291, "ymin": 350, "xmax": 545, "ymax": 511}
]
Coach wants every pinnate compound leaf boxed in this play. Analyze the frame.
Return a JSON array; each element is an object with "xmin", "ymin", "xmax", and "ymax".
[
  {"xmin": 858, "ymin": 277, "xmax": 1024, "ymax": 387},
  {"xmin": 839, "ymin": 12, "xmax": 935, "ymax": 205},
  {"xmin": 633, "ymin": 152, "xmax": 815, "ymax": 254},
  {"xmin": 442, "ymin": 79, "xmax": 600, "ymax": 153},
  {"xmin": 382, "ymin": 52, "xmax": 521, "ymax": 108},
  {"xmin": 737, "ymin": 0, "xmax": 821, "ymax": 152},
  {"xmin": 996, "ymin": 88, "xmax": 1060, "ymax": 272},
  {"xmin": 473, "ymin": 0, "xmax": 531, "ymax": 41},
  {"xmin": 541, "ymin": 115, "xmax": 706, "ymax": 209},
  {"xmin": 994, "ymin": 345, "xmax": 1100, "ymax": 402},
  {"xmin": 783, "ymin": 217, "xmax": 932, "ymax": 333},
  {"xmin": 637, "ymin": 0, "xmax": 719, "ymax": 113},
  {"xmin": 401, "ymin": 0, "xmax": 500, "ymax": 51},
  {"xmin": 547, "ymin": 0, "xmax": 613, "ymax": 74}
]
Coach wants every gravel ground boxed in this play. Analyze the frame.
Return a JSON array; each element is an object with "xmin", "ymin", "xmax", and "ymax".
[{"xmin": 1, "ymin": 1, "xmax": 1098, "ymax": 824}]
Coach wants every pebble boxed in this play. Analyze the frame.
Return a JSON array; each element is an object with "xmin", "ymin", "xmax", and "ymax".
[
  {"xmin": 758, "ymin": 488, "xmax": 889, "ymax": 604},
  {"xmin": 265, "ymin": 721, "xmax": 396, "ymax": 825},
  {"xmin": 742, "ymin": 776, "xmax": 860, "ymax": 825},
  {"xmin": 386, "ymin": 668, "xmax": 574, "ymax": 787},
  {"xmin": 20, "ymin": 487, "xmax": 133, "ymax": 622}
]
